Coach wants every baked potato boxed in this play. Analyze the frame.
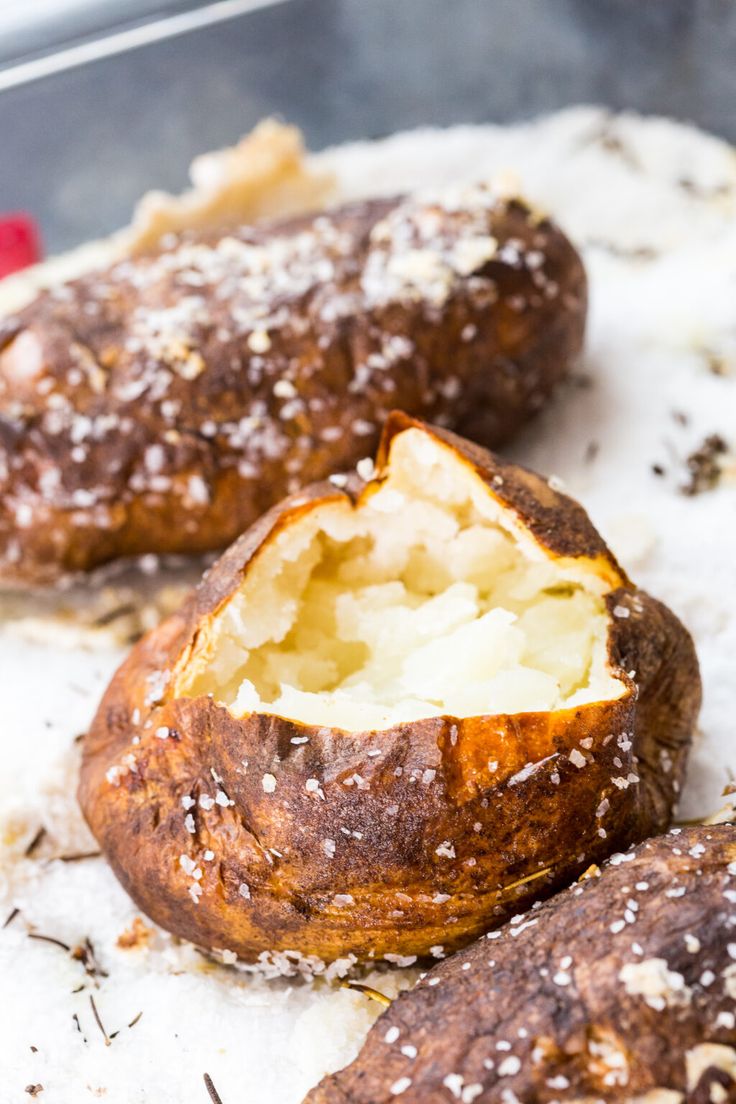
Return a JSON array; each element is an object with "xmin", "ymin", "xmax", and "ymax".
[
  {"xmin": 0, "ymin": 184, "xmax": 587, "ymax": 587},
  {"xmin": 78, "ymin": 413, "xmax": 700, "ymax": 969},
  {"xmin": 305, "ymin": 822, "xmax": 736, "ymax": 1103}
]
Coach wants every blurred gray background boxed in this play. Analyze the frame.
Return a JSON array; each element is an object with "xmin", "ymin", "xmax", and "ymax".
[{"xmin": 1, "ymin": 0, "xmax": 735, "ymax": 251}]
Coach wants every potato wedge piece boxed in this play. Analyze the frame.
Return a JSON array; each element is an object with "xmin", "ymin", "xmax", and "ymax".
[
  {"xmin": 78, "ymin": 414, "xmax": 700, "ymax": 969},
  {"xmin": 305, "ymin": 823, "xmax": 736, "ymax": 1103},
  {"xmin": 0, "ymin": 185, "xmax": 585, "ymax": 586}
]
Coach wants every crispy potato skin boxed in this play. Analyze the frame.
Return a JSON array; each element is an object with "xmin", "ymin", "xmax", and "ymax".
[
  {"xmin": 305, "ymin": 824, "xmax": 736, "ymax": 1103},
  {"xmin": 0, "ymin": 193, "xmax": 586, "ymax": 586},
  {"xmin": 78, "ymin": 417, "xmax": 700, "ymax": 966}
]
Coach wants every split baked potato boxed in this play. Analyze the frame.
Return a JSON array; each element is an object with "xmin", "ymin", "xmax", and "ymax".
[
  {"xmin": 306, "ymin": 822, "xmax": 736, "ymax": 1103},
  {"xmin": 0, "ymin": 184, "xmax": 586, "ymax": 587},
  {"xmin": 78, "ymin": 414, "xmax": 700, "ymax": 969}
]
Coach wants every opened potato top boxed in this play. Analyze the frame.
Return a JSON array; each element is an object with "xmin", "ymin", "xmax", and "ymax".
[{"xmin": 176, "ymin": 424, "xmax": 624, "ymax": 730}]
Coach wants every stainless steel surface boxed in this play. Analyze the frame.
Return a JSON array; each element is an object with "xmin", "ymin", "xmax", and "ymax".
[
  {"xmin": 0, "ymin": 2, "xmax": 198, "ymax": 67},
  {"xmin": 0, "ymin": 0, "xmax": 734, "ymax": 253},
  {"xmin": 0, "ymin": 1, "xmax": 289, "ymax": 82}
]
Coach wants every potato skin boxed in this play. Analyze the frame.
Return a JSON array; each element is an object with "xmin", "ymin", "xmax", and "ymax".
[
  {"xmin": 78, "ymin": 416, "xmax": 700, "ymax": 967},
  {"xmin": 305, "ymin": 824, "xmax": 736, "ymax": 1103},
  {"xmin": 0, "ymin": 191, "xmax": 586, "ymax": 586}
]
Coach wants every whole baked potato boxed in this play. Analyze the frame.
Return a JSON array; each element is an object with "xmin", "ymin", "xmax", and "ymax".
[
  {"xmin": 78, "ymin": 414, "xmax": 700, "ymax": 970},
  {"xmin": 0, "ymin": 184, "xmax": 586, "ymax": 587},
  {"xmin": 306, "ymin": 822, "xmax": 736, "ymax": 1103}
]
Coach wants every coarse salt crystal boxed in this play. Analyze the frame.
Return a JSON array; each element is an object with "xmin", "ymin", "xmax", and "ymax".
[
  {"xmin": 356, "ymin": 457, "xmax": 375, "ymax": 481},
  {"xmin": 249, "ymin": 329, "xmax": 272, "ymax": 354},
  {"xmin": 390, "ymin": 1078, "xmax": 412, "ymax": 1096},
  {"xmin": 273, "ymin": 378, "xmax": 297, "ymax": 399}
]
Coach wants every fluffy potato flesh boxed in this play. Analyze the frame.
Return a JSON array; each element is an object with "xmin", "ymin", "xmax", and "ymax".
[{"xmin": 180, "ymin": 428, "xmax": 623, "ymax": 730}]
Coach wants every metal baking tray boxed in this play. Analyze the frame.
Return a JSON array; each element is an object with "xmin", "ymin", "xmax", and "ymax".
[{"xmin": 0, "ymin": 0, "xmax": 734, "ymax": 254}]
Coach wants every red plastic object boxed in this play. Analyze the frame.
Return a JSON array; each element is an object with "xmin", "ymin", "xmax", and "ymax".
[{"xmin": 0, "ymin": 213, "xmax": 43, "ymax": 279}]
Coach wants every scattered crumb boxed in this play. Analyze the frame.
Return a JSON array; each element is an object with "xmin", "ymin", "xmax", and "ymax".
[{"xmin": 116, "ymin": 917, "xmax": 153, "ymax": 950}]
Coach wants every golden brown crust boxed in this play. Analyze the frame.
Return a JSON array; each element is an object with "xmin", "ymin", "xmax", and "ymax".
[
  {"xmin": 0, "ymin": 190, "xmax": 586, "ymax": 587},
  {"xmin": 304, "ymin": 824, "xmax": 736, "ymax": 1103},
  {"xmin": 606, "ymin": 589, "xmax": 702, "ymax": 838},
  {"xmin": 78, "ymin": 419, "xmax": 700, "ymax": 968},
  {"xmin": 378, "ymin": 411, "xmax": 626, "ymax": 578}
]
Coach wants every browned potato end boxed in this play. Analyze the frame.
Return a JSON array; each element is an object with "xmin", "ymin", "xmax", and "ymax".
[
  {"xmin": 305, "ymin": 823, "xmax": 736, "ymax": 1103},
  {"xmin": 78, "ymin": 415, "xmax": 700, "ymax": 970}
]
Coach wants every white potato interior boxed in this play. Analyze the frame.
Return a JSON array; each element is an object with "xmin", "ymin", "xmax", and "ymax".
[{"xmin": 181, "ymin": 429, "xmax": 623, "ymax": 730}]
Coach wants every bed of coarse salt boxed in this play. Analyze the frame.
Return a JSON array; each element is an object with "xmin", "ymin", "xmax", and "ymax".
[{"xmin": 1, "ymin": 105, "xmax": 735, "ymax": 1103}]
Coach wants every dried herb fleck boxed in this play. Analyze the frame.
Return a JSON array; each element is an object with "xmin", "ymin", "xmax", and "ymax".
[
  {"xmin": 55, "ymin": 851, "xmax": 102, "ymax": 863},
  {"xmin": 89, "ymin": 994, "xmax": 111, "ymax": 1046},
  {"xmin": 342, "ymin": 981, "xmax": 392, "ymax": 1007},
  {"xmin": 204, "ymin": 1073, "xmax": 225, "ymax": 1104},
  {"xmin": 28, "ymin": 933, "xmax": 71, "ymax": 953},
  {"xmin": 72, "ymin": 1012, "xmax": 87, "ymax": 1043},
  {"xmin": 24, "ymin": 827, "xmax": 47, "ymax": 858},
  {"xmin": 681, "ymin": 434, "xmax": 728, "ymax": 496},
  {"xmin": 72, "ymin": 937, "xmax": 108, "ymax": 980}
]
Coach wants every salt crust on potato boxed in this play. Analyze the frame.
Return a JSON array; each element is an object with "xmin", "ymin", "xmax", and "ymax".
[
  {"xmin": 78, "ymin": 414, "xmax": 700, "ymax": 971},
  {"xmin": 305, "ymin": 823, "xmax": 736, "ymax": 1103}
]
